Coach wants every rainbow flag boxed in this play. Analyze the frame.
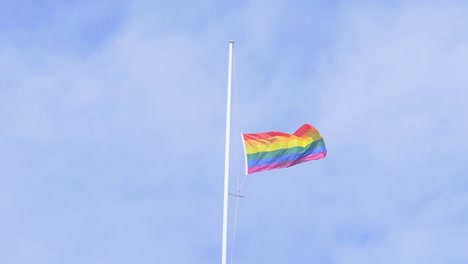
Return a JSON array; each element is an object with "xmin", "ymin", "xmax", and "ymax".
[{"xmin": 242, "ymin": 124, "xmax": 327, "ymax": 174}]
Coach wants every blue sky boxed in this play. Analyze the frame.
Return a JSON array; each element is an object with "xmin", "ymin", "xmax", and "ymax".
[{"xmin": 1, "ymin": 0, "xmax": 468, "ymax": 263}]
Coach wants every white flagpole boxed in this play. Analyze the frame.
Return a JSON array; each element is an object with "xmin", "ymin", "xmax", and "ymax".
[{"xmin": 222, "ymin": 40, "xmax": 234, "ymax": 264}]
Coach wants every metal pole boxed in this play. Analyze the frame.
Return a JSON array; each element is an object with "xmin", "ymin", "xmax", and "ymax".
[{"xmin": 222, "ymin": 40, "xmax": 234, "ymax": 264}]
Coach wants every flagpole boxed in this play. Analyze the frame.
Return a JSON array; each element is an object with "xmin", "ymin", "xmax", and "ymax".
[{"xmin": 222, "ymin": 40, "xmax": 234, "ymax": 264}]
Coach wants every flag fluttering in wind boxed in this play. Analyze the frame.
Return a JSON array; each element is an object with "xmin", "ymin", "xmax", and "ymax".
[{"xmin": 242, "ymin": 124, "xmax": 327, "ymax": 174}]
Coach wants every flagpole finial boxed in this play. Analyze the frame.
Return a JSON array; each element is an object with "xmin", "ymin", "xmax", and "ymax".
[{"xmin": 229, "ymin": 40, "xmax": 234, "ymax": 44}]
